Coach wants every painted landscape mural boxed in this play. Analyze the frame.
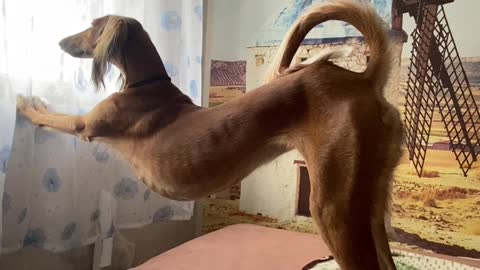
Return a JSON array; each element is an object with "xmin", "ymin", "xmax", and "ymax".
[
  {"xmin": 204, "ymin": 0, "xmax": 480, "ymax": 260},
  {"xmin": 392, "ymin": 57, "xmax": 480, "ymax": 256},
  {"xmin": 209, "ymin": 60, "xmax": 246, "ymax": 108},
  {"xmin": 208, "ymin": 61, "xmax": 246, "ymax": 200}
]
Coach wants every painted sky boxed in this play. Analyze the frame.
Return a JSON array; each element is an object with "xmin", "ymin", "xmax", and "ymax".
[
  {"xmin": 248, "ymin": 0, "xmax": 392, "ymax": 47},
  {"xmin": 208, "ymin": 0, "xmax": 480, "ymax": 61},
  {"xmin": 402, "ymin": 1, "xmax": 480, "ymax": 58}
]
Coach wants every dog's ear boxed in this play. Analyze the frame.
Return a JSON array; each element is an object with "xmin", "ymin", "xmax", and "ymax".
[{"xmin": 92, "ymin": 16, "xmax": 129, "ymax": 90}]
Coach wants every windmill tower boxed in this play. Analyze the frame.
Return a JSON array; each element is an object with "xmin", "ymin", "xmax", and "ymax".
[{"xmin": 399, "ymin": 0, "xmax": 480, "ymax": 177}]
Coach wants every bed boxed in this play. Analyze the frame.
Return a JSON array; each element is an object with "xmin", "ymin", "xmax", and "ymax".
[{"xmin": 130, "ymin": 224, "xmax": 480, "ymax": 270}]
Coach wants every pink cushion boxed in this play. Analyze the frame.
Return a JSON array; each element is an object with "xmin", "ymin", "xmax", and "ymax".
[
  {"xmin": 131, "ymin": 224, "xmax": 480, "ymax": 269},
  {"xmin": 131, "ymin": 224, "xmax": 330, "ymax": 270}
]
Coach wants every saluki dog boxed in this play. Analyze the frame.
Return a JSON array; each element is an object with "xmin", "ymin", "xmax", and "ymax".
[{"xmin": 17, "ymin": 1, "xmax": 403, "ymax": 269}]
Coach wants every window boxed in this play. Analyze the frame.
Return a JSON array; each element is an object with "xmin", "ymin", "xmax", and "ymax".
[{"xmin": 255, "ymin": 55, "xmax": 265, "ymax": 66}]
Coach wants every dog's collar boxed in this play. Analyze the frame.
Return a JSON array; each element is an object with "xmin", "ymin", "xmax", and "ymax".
[{"xmin": 126, "ymin": 74, "xmax": 171, "ymax": 89}]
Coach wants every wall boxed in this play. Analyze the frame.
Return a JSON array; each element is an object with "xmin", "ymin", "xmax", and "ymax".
[
  {"xmin": 207, "ymin": 0, "xmax": 480, "ymax": 258},
  {"xmin": 245, "ymin": 46, "xmax": 278, "ymax": 91},
  {"xmin": 203, "ymin": 0, "xmax": 279, "ymax": 106},
  {"xmin": 205, "ymin": 0, "xmax": 280, "ymax": 61},
  {"xmin": 240, "ymin": 151, "xmax": 303, "ymax": 221}
]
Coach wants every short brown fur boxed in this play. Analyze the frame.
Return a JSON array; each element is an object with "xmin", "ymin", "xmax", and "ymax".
[{"xmin": 17, "ymin": 1, "xmax": 403, "ymax": 269}]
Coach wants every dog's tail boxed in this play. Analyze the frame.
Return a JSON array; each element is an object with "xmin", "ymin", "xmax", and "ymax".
[{"xmin": 265, "ymin": 0, "xmax": 392, "ymax": 94}]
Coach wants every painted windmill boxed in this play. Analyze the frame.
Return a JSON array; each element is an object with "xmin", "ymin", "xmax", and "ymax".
[{"xmin": 398, "ymin": 0, "xmax": 480, "ymax": 177}]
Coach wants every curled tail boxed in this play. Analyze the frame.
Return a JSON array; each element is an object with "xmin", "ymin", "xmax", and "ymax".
[{"xmin": 265, "ymin": 0, "xmax": 392, "ymax": 94}]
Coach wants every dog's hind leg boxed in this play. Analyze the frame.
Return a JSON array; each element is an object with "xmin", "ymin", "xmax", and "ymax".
[
  {"xmin": 371, "ymin": 215, "xmax": 397, "ymax": 270},
  {"xmin": 307, "ymin": 169, "xmax": 382, "ymax": 269},
  {"xmin": 371, "ymin": 174, "xmax": 397, "ymax": 270},
  {"xmin": 299, "ymin": 133, "xmax": 383, "ymax": 270}
]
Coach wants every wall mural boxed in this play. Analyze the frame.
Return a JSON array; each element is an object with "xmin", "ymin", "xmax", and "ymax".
[{"xmin": 205, "ymin": 0, "xmax": 479, "ymax": 259}]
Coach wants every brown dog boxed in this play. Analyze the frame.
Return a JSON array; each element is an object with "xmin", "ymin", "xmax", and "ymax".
[{"xmin": 17, "ymin": 1, "xmax": 403, "ymax": 269}]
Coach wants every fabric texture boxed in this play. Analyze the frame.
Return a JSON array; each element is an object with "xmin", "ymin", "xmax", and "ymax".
[
  {"xmin": 308, "ymin": 250, "xmax": 479, "ymax": 270},
  {"xmin": 130, "ymin": 224, "xmax": 480, "ymax": 270},
  {"xmin": 0, "ymin": 0, "xmax": 202, "ymax": 255}
]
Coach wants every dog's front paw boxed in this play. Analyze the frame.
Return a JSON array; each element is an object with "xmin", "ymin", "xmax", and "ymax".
[
  {"xmin": 16, "ymin": 95, "xmax": 39, "ymax": 124},
  {"xmin": 32, "ymin": 96, "xmax": 48, "ymax": 112},
  {"xmin": 16, "ymin": 95, "xmax": 31, "ymax": 112}
]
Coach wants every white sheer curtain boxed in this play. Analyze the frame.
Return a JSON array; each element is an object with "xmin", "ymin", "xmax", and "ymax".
[{"xmin": 0, "ymin": 0, "xmax": 202, "ymax": 256}]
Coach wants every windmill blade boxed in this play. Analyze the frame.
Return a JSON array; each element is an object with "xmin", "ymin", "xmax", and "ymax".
[
  {"xmin": 404, "ymin": 2, "xmax": 438, "ymax": 177},
  {"xmin": 427, "ymin": 5, "xmax": 480, "ymax": 176},
  {"xmin": 405, "ymin": 0, "xmax": 480, "ymax": 177}
]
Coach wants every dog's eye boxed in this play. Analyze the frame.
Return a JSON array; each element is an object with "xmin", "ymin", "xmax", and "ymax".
[{"xmin": 93, "ymin": 28, "xmax": 105, "ymax": 45}]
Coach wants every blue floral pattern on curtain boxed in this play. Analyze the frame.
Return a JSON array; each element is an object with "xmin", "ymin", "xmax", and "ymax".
[{"xmin": 0, "ymin": 0, "xmax": 203, "ymax": 254}]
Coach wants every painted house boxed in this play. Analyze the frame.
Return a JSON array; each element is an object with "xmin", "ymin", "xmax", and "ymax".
[{"xmin": 240, "ymin": 0, "xmax": 408, "ymax": 220}]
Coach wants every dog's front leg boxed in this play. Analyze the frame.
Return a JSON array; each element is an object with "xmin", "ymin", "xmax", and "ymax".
[{"xmin": 17, "ymin": 95, "xmax": 92, "ymax": 142}]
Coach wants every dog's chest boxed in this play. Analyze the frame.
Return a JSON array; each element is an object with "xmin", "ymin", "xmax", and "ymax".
[{"xmin": 129, "ymin": 163, "xmax": 195, "ymax": 200}]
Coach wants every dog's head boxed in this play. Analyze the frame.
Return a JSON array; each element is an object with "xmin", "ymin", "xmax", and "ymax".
[{"xmin": 59, "ymin": 15, "xmax": 143, "ymax": 89}]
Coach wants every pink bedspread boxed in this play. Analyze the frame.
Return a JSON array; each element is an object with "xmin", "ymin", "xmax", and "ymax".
[{"xmin": 131, "ymin": 224, "xmax": 480, "ymax": 270}]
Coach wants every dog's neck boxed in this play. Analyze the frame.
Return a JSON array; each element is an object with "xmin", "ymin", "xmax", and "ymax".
[{"xmin": 115, "ymin": 31, "xmax": 169, "ymax": 88}]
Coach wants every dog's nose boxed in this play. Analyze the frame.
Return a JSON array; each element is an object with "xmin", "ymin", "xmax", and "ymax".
[{"xmin": 58, "ymin": 38, "xmax": 66, "ymax": 49}]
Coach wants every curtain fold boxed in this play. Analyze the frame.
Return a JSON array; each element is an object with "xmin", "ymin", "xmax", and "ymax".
[{"xmin": 0, "ymin": 0, "xmax": 202, "ymax": 255}]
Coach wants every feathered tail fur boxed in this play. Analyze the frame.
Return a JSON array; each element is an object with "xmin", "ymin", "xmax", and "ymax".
[{"xmin": 265, "ymin": 0, "xmax": 392, "ymax": 94}]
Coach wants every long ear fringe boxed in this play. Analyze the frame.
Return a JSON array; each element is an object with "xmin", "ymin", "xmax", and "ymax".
[{"xmin": 92, "ymin": 16, "xmax": 129, "ymax": 91}]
